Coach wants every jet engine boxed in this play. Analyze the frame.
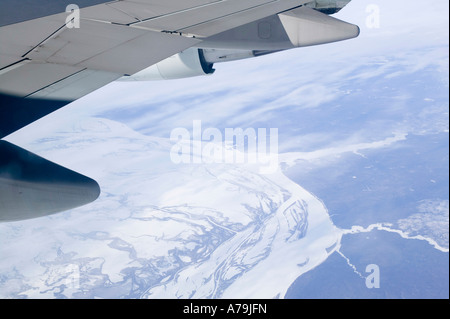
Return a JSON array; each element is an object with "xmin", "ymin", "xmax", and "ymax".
[{"xmin": 119, "ymin": 48, "xmax": 215, "ymax": 81}]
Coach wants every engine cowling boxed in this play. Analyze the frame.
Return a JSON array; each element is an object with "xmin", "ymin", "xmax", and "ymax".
[
  {"xmin": 119, "ymin": 48, "xmax": 215, "ymax": 81},
  {"xmin": 119, "ymin": 47, "xmax": 274, "ymax": 81}
]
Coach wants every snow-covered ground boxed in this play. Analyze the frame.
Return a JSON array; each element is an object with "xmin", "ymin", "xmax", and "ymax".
[{"xmin": 1, "ymin": 117, "xmax": 341, "ymax": 298}]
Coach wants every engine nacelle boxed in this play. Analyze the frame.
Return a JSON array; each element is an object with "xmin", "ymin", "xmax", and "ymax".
[
  {"xmin": 119, "ymin": 48, "xmax": 215, "ymax": 81},
  {"xmin": 119, "ymin": 47, "xmax": 274, "ymax": 81}
]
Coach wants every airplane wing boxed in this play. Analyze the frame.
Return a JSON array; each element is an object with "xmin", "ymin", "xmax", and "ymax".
[{"xmin": 0, "ymin": 0, "xmax": 359, "ymax": 222}]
